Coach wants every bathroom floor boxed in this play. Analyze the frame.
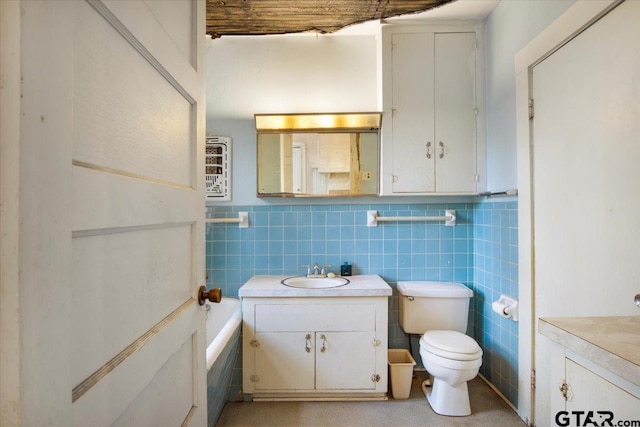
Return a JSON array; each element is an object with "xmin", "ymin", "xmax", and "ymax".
[{"xmin": 215, "ymin": 372, "xmax": 527, "ymax": 426}]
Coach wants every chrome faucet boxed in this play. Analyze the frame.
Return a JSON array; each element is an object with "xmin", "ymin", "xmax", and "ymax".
[{"xmin": 300, "ymin": 263, "xmax": 329, "ymax": 278}]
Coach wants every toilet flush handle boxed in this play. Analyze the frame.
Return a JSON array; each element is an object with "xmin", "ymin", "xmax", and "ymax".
[
  {"xmin": 406, "ymin": 295, "xmax": 415, "ymax": 301},
  {"xmin": 198, "ymin": 286, "xmax": 222, "ymax": 305}
]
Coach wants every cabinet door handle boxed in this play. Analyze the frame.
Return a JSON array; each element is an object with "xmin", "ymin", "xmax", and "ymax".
[
  {"xmin": 426, "ymin": 141, "xmax": 432, "ymax": 159},
  {"xmin": 305, "ymin": 333, "xmax": 312, "ymax": 353},
  {"xmin": 320, "ymin": 334, "xmax": 327, "ymax": 353},
  {"xmin": 439, "ymin": 141, "xmax": 445, "ymax": 159}
]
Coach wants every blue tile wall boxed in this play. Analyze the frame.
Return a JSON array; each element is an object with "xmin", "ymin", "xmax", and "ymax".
[
  {"xmin": 472, "ymin": 200, "xmax": 519, "ymax": 406},
  {"xmin": 205, "ymin": 201, "xmax": 517, "ymax": 408}
]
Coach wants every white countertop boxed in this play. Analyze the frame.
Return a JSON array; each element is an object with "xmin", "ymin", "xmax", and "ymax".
[
  {"xmin": 238, "ymin": 274, "xmax": 392, "ymax": 298},
  {"xmin": 539, "ymin": 316, "xmax": 640, "ymax": 387}
]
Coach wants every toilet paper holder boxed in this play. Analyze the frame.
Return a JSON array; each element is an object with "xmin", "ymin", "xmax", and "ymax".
[{"xmin": 492, "ymin": 294, "xmax": 519, "ymax": 322}]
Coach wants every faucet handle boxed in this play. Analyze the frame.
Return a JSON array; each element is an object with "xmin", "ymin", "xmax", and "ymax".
[
  {"xmin": 300, "ymin": 264, "xmax": 311, "ymax": 276},
  {"xmin": 321, "ymin": 264, "xmax": 332, "ymax": 275}
]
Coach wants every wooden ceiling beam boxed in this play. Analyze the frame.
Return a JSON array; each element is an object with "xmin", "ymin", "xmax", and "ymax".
[{"xmin": 206, "ymin": 0, "xmax": 452, "ymax": 38}]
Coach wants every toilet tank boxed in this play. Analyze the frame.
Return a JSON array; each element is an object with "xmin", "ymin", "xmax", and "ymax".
[{"xmin": 397, "ymin": 281, "xmax": 473, "ymax": 334}]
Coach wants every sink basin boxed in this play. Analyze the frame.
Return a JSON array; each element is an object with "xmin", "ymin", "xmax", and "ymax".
[{"xmin": 281, "ymin": 276, "xmax": 350, "ymax": 289}]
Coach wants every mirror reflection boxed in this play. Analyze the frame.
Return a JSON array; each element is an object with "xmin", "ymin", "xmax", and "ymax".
[{"xmin": 257, "ymin": 131, "xmax": 379, "ymax": 197}]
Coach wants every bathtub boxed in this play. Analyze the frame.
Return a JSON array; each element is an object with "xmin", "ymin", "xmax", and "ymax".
[{"xmin": 205, "ymin": 297, "xmax": 242, "ymax": 426}]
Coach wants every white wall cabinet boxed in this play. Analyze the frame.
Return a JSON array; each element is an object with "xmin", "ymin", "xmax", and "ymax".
[
  {"xmin": 380, "ymin": 25, "xmax": 485, "ymax": 195},
  {"xmin": 242, "ymin": 298, "xmax": 388, "ymax": 400}
]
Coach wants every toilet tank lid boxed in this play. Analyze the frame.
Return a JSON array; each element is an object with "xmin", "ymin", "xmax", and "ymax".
[{"xmin": 397, "ymin": 281, "xmax": 472, "ymax": 298}]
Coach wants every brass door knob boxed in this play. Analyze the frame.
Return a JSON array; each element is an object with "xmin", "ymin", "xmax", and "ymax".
[{"xmin": 198, "ymin": 285, "xmax": 222, "ymax": 305}]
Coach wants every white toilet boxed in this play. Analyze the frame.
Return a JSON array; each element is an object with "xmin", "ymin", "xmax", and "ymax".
[{"xmin": 397, "ymin": 281, "xmax": 482, "ymax": 417}]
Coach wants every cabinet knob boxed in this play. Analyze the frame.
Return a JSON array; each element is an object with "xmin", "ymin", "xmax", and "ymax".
[{"xmin": 439, "ymin": 141, "xmax": 445, "ymax": 159}]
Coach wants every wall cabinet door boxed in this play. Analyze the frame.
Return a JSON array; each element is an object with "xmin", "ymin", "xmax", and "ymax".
[
  {"xmin": 390, "ymin": 32, "xmax": 436, "ymax": 193},
  {"xmin": 383, "ymin": 28, "xmax": 480, "ymax": 195}
]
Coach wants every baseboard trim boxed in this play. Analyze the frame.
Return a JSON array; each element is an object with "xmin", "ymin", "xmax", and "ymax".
[{"xmin": 477, "ymin": 373, "xmax": 518, "ymax": 414}]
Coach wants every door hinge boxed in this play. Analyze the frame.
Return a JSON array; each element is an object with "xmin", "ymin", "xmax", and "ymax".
[
  {"xmin": 474, "ymin": 108, "xmax": 479, "ymax": 116},
  {"xmin": 473, "ymin": 174, "xmax": 480, "ymax": 182},
  {"xmin": 530, "ymin": 369, "xmax": 536, "ymax": 391},
  {"xmin": 371, "ymin": 374, "xmax": 381, "ymax": 383},
  {"xmin": 250, "ymin": 339, "xmax": 260, "ymax": 348},
  {"xmin": 372, "ymin": 338, "xmax": 382, "ymax": 347},
  {"xmin": 391, "ymin": 108, "xmax": 397, "ymax": 117},
  {"xmin": 528, "ymin": 98, "xmax": 534, "ymax": 120},
  {"xmin": 250, "ymin": 374, "xmax": 260, "ymax": 383}
]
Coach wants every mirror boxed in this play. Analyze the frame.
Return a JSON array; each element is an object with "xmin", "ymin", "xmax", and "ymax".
[{"xmin": 256, "ymin": 113, "xmax": 381, "ymax": 197}]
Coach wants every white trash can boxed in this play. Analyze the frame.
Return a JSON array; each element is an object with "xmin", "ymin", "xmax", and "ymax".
[{"xmin": 388, "ymin": 349, "xmax": 416, "ymax": 399}]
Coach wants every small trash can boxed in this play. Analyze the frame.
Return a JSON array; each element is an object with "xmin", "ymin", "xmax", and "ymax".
[{"xmin": 387, "ymin": 349, "xmax": 416, "ymax": 399}]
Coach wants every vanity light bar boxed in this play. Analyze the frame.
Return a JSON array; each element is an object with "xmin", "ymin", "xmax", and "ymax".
[{"xmin": 255, "ymin": 112, "xmax": 382, "ymax": 131}]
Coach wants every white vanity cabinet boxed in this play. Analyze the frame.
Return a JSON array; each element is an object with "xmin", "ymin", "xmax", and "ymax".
[
  {"xmin": 540, "ymin": 317, "xmax": 640, "ymax": 425},
  {"xmin": 243, "ymin": 298, "xmax": 387, "ymax": 399},
  {"xmin": 380, "ymin": 25, "xmax": 485, "ymax": 195},
  {"xmin": 239, "ymin": 275, "xmax": 391, "ymax": 400}
]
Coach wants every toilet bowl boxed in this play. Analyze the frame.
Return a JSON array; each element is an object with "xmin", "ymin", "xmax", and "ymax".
[
  {"xmin": 419, "ymin": 330, "xmax": 482, "ymax": 416},
  {"xmin": 397, "ymin": 281, "xmax": 483, "ymax": 417}
]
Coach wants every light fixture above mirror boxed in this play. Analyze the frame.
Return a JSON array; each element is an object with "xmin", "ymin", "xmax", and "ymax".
[
  {"xmin": 255, "ymin": 112, "xmax": 382, "ymax": 132},
  {"xmin": 255, "ymin": 112, "xmax": 382, "ymax": 198}
]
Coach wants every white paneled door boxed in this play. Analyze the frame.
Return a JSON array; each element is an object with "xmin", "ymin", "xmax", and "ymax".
[
  {"xmin": 531, "ymin": 1, "xmax": 640, "ymax": 425},
  {"xmin": 0, "ymin": 1, "xmax": 207, "ymax": 425}
]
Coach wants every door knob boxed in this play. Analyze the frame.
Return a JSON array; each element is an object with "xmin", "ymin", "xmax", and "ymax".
[{"xmin": 198, "ymin": 285, "xmax": 222, "ymax": 305}]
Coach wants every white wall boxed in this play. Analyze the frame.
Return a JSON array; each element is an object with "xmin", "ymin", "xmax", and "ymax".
[
  {"xmin": 206, "ymin": 34, "xmax": 378, "ymax": 205},
  {"xmin": 484, "ymin": 0, "xmax": 574, "ymax": 192}
]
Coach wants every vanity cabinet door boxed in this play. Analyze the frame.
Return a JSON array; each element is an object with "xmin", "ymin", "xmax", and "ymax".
[
  {"xmin": 565, "ymin": 359, "xmax": 640, "ymax": 420},
  {"xmin": 253, "ymin": 332, "xmax": 315, "ymax": 391},
  {"xmin": 316, "ymin": 332, "xmax": 377, "ymax": 390},
  {"xmin": 382, "ymin": 27, "xmax": 481, "ymax": 195}
]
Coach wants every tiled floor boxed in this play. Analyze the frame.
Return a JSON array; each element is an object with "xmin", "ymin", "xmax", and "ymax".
[{"xmin": 216, "ymin": 372, "xmax": 527, "ymax": 426}]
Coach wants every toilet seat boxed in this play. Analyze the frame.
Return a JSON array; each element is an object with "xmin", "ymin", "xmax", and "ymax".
[
  {"xmin": 420, "ymin": 330, "xmax": 482, "ymax": 361},
  {"xmin": 420, "ymin": 347, "xmax": 483, "ymax": 370}
]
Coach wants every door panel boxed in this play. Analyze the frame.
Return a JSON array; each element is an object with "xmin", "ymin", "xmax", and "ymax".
[
  {"xmin": 73, "ymin": 0, "xmax": 194, "ymax": 188},
  {"xmin": 70, "ymin": 225, "xmax": 193, "ymax": 386},
  {"xmin": 532, "ymin": 1, "xmax": 640, "ymax": 423},
  {"xmin": 112, "ymin": 333, "xmax": 197, "ymax": 427},
  {"xmin": 1, "ymin": 0, "xmax": 207, "ymax": 425}
]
